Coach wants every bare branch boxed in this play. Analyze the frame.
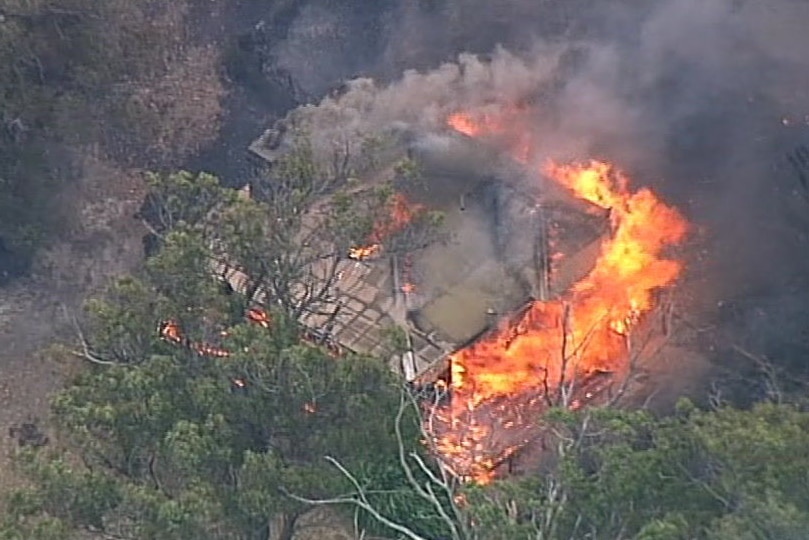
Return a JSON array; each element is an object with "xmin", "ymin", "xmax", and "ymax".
[
  {"xmin": 284, "ymin": 387, "xmax": 468, "ymax": 540},
  {"xmin": 731, "ymin": 344, "xmax": 783, "ymax": 404},
  {"xmin": 708, "ymin": 381, "xmax": 724, "ymax": 410},
  {"xmin": 139, "ymin": 216, "xmax": 165, "ymax": 240},
  {"xmin": 284, "ymin": 455, "xmax": 433, "ymax": 540},
  {"xmin": 676, "ymin": 462, "xmax": 732, "ymax": 510},
  {"xmin": 63, "ymin": 305, "xmax": 120, "ymax": 367},
  {"xmin": 395, "ymin": 391, "xmax": 467, "ymax": 540}
]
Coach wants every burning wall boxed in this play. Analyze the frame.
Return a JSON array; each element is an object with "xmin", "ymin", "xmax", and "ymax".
[{"xmin": 416, "ymin": 109, "xmax": 690, "ymax": 484}]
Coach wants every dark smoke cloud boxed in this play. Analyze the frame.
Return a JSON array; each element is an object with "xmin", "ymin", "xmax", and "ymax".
[
  {"xmin": 280, "ymin": 1, "xmax": 809, "ymax": 158},
  {"xmin": 273, "ymin": 0, "xmax": 809, "ymax": 364}
]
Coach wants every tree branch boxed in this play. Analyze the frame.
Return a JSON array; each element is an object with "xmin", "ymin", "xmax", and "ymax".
[
  {"xmin": 284, "ymin": 456, "xmax": 433, "ymax": 540},
  {"xmin": 63, "ymin": 305, "xmax": 119, "ymax": 367}
]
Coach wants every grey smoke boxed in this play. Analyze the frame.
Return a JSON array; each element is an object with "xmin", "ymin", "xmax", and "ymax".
[
  {"xmin": 286, "ymin": 0, "xmax": 809, "ymax": 161},
  {"xmin": 288, "ymin": 45, "xmax": 566, "ymax": 155}
]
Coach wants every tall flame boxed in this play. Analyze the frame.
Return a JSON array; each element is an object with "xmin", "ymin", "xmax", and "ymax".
[{"xmin": 433, "ymin": 109, "xmax": 690, "ymax": 483}]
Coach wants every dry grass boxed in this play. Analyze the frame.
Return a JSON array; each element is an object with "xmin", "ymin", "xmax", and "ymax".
[{"xmin": 0, "ymin": 151, "xmax": 149, "ymax": 502}]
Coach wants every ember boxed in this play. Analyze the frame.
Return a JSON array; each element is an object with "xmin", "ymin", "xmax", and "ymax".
[
  {"xmin": 158, "ymin": 320, "xmax": 183, "ymax": 344},
  {"xmin": 430, "ymin": 109, "xmax": 690, "ymax": 483}
]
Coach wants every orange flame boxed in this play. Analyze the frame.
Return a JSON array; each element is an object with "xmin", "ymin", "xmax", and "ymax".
[
  {"xmin": 349, "ymin": 244, "xmax": 381, "ymax": 260},
  {"xmin": 434, "ymin": 109, "xmax": 690, "ymax": 483},
  {"xmin": 349, "ymin": 193, "xmax": 425, "ymax": 260},
  {"xmin": 159, "ymin": 305, "xmax": 274, "ymax": 360},
  {"xmin": 159, "ymin": 320, "xmax": 183, "ymax": 344},
  {"xmin": 447, "ymin": 112, "xmax": 499, "ymax": 137},
  {"xmin": 247, "ymin": 307, "xmax": 271, "ymax": 328},
  {"xmin": 447, "ymin": 108, "xmax": 534, "ymax": 162}
]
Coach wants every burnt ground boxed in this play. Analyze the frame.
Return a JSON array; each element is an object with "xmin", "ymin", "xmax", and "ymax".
[
  {"xmin": 0, "ymin": 284, "xmax": 72, "ymax": 489},
  {"xmin": 0, "ymin": 0, "xmax": 303, "ymax": 493}
]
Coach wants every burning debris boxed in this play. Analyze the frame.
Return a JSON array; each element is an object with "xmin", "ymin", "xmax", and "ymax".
[
  {"xmin": 158, "ymin": 319, "xmax": 231, "ymax": 358},
  {"xmin": 158, "ymin": 305, "xmax": 348, "ymax": 384},
  {"xmin": 348, "ymin": 244, "xmax": 381, "ymax": 261},
  {"xmin": 158, "ymin": 319, "xmax": 184, "ymax": 345},
  {"xmin": 247, "ymin": 307, "xmax": 271, "ymax": 328}
]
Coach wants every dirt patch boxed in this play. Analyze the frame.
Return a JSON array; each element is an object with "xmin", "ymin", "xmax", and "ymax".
[
  {"xmin": 0, "ymin": 150, "xmax": 148, "ymax": 493},
  {"xmin": 35, "ymin": 151, "xmax": 149, "ymax": 297},
  {"xmin": 0, "ymin": 282, "xmax": 71, "ymax": 491}
]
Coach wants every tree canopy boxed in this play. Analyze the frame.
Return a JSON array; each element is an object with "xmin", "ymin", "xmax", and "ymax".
[
  {"xmin": 456, "ymin": 401, "xmax": 809, "ymax": 540},
  {"xmin": 1, "ymin": 161, "xmax": 450, "ymax": 539}
]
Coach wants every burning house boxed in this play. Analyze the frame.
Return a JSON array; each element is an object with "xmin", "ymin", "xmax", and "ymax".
[
  {"xmin": 247, "ymin": 117, "xmax": 611, "ymax": 386},
  {"xmin": 243, "ymin": 106, "xmax": 686, "ymax": 483}
]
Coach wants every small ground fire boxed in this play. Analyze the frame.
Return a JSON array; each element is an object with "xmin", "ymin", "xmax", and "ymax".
[{"xmin": 430, "ymin": 109, "xmax": 690, "ymax": 483}]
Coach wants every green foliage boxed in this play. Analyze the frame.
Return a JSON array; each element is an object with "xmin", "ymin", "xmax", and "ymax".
[
  {"xmin": 83, "ymin": 275, "xmax": 167, "ymax": 363},
  {"xmin": 2, "ymin": 203, "xmax": 421, "ymax": 537},
  {"xmin": 0, "ymin": 451, "xmax": 120, "ymax": 539},
  {"xmin": 8, "ymin": 146, "xmax": 809, "ymax": 540},
  {"xmin": 146, "ymin": 228, "xmax": 229, "ymax": 333},
  {"xmin": 635, "ymin": 514, "xmax": 689, "ymax": 540},
  {"xmin": 272, "ymin": 136, "xmax": 320, "ymax": 193},
  {"xmin": 462, "ymin": 403, "xmax": 809, "ymax": 540},
  {"xmin": 393, "ymin": 156, "xmax": 424, "ymax": 188},
  {"xmin": 358, "ymin": 457, "xmax": 455, "ymax": 539},
  {"xmin": 380, "ymin": 325, "xmax": 410, "ymax": 354},
  {"xmin": 145, "ymin": 171, "xmax": 236, "ymax": 234},
  {"xmin": 707, "ymin": 492, "xmax": 809, "ymax": 540}
]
